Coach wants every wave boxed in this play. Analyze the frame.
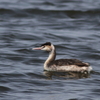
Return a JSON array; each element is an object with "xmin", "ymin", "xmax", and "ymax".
[
  {"xmin": 0, "ymin": 86, "xmax": 11, "ymax": 92},
  {"xmin": 0, "ymin": 8, "xmax": 100, "ymax": 18}
]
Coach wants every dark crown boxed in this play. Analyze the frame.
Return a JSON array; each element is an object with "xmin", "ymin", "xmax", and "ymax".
[{"xmin": 41, "ymin": 42, "xmax": 51, "ymax": 46}]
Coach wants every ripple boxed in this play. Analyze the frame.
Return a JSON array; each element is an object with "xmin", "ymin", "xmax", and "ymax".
[
  {"xmin": 1, "ymin": 8, "xmax": 100, "ymax": 19},
  {"xmin": 0, "ymin": 86, "xmax": 11, "ymax": 92},
  {"xmin": 26, "ymin": 72, "xmax": 47, "ymax": 79},
  {"xmin": 0, "ymin": 8, "xmax": 14, "ymax": 14}
]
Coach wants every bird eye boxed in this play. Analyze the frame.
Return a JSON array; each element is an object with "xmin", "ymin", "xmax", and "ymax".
[{"xmin": 42, "ymin": 46, "xmax": 45, "ymax": 48}]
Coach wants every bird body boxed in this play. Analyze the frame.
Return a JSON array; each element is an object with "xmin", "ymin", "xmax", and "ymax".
[{"xmin": 33, "ymin": 42, "xmax": 92, "ymax": 73}]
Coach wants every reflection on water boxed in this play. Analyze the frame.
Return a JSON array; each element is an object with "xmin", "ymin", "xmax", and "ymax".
[{"xmin": 43, "ymin": 71, "xmax": 90, "ymax": 79}]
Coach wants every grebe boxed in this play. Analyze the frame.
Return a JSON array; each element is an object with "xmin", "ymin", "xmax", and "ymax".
[{"xmin": 33, "ymin": 42, "xmax": 92, "ymax": 73}]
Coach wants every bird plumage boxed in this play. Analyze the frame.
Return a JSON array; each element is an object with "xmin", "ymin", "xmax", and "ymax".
[{"xmin": 33, "ymin": 42, "xmax": 92, "ymax": 73}]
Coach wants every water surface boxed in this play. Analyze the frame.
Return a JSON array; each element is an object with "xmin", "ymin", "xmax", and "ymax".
[{"xmin": 0, "ymin": 0, "xmax": 100, "ymax": 100}]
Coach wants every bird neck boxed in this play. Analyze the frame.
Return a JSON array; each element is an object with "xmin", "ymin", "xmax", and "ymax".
[{"xmin": 44, "ymin": 45, "xmax": 56, "ymax": 68}]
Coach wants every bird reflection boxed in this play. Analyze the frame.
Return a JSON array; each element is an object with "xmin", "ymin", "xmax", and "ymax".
[{"xmin": 43, "ymin": 71, "xmax": 90, "ymax": 79}]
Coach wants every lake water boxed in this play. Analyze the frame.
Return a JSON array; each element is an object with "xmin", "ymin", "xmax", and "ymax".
[{"xmin": 0, "ymin": 0, "xmax": 100, "ymax": 100}]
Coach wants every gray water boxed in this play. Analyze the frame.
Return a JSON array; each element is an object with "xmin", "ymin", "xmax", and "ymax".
[{"xmin": 0, "ymin": 0, "xmax": 100, "ymax": 100}]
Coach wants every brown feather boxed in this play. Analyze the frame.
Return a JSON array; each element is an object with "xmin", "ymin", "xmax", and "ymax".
[{"xmin": 49, "ymin": 59, "xmax": 89, "ymax": 67}]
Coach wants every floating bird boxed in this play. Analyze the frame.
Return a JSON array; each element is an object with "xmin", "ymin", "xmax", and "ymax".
[{"xmin": 33, "ymin": 42, "xmax": 92, "ymax": 73}]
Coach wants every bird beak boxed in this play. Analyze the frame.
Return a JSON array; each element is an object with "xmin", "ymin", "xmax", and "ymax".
[{"xmin": 32, "ymin": 47, "xmax": 42, "ymax": 50}]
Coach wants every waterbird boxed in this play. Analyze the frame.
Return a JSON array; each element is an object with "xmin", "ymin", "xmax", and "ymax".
[{"xmin": 33, "ymin": 42, "xmax": 92, "ymax": 73}]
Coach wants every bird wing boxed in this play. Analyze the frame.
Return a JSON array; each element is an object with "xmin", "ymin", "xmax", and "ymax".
[{"xmin": 52, "ymin": 59, "xmax": 89, "ymax": 67}]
